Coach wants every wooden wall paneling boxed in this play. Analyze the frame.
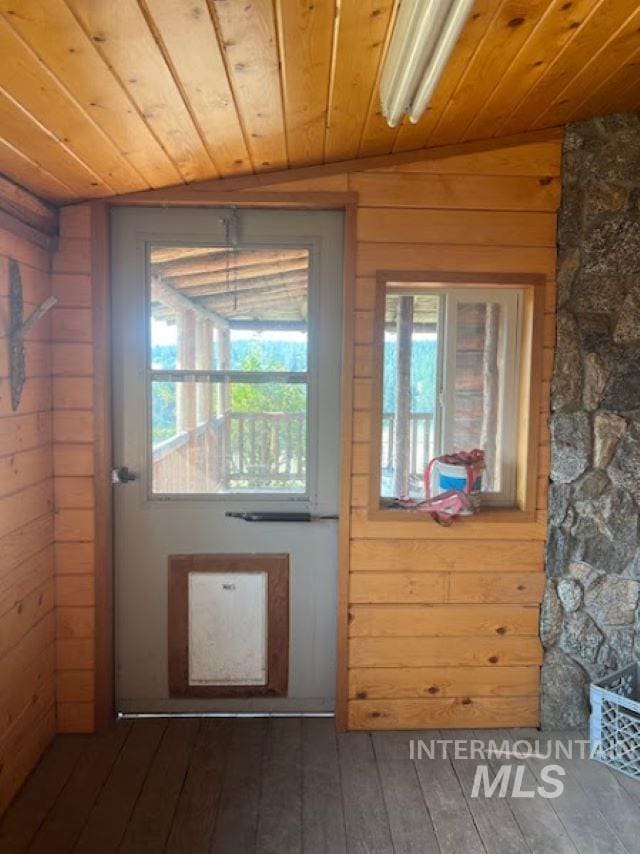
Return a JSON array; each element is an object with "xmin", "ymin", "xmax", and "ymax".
[
  {"xmin": 356, "ymin": 243, "xmax": 557, "ymax": 279},
  {"xmin": 349, "ymin": 636, "xmax": 543, "ymax": 668},
  {"xmin": 350, "ymin": 172, "xmax": 561, "ymax": 210},
  {"xmin": 90, "ymin": 201, "xmax": 113, "ymax": 731},
  {"xmin": 348, "ymin": 604, "xmax": 540, "ymax": 638},
  {"xmin": 357, "ymin": 208, "xmax": 557, "ymax": 246},
  {"xmin": 350, "ymin": 539, "xmax": 544, "ymax": 572},
  {"xmin": 0, "ymin": 209, "xmax": 55, "ymax": 811},
  {"xmin": 335, "ymin": 201, "xmax": 357, "ymax": 731},
  {"xmin": 347, "ymin": 696, "xmax": 539, "ymax": 730},
  {"xmin": 349, "ymin": 664, "xmax": 540, "ymax": 700},
  {"xmin": 50, "ymin": 202, "xmax": 98, "ymax": 734},
  {"xmin": 349, "ymin": 570, "xmax": 544, "ymax": 606}
]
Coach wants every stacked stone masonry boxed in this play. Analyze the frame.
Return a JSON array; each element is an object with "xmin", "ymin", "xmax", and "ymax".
[{"xmin": 542, "ymin": 113, "xmax": 640, "ymax": 728}]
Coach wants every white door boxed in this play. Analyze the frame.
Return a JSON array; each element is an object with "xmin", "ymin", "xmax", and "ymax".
[{"xmin": 111, "ymin": 207, "xmax": 343, "ymax": 713}]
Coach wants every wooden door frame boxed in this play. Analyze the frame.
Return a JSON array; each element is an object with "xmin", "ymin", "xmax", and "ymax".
[{"xmin": 90, "ymin": 193, "xmax": 356, "ymax": 731}]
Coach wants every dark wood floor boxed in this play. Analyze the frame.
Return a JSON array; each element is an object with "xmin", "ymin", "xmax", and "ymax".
[{"xmin": 1, "ymin": 718, "xmax": 639, "ymax": 853}]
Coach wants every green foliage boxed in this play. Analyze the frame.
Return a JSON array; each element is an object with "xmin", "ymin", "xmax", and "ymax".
[
  {"xmin": 231, "ymin": 345, "xmax": 306, "ymax": 413},
  {"xmin": 383, "ymin": 339, "xmax": 438, "ymax": 412},
  {"xmin": 152, "ymin": 381, "xmax": 177, "ymax": 442}
]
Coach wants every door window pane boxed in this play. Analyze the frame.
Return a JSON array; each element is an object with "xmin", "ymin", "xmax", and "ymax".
[
  {"xmin": 148, "ymin": 245, "xmax": 311, "ymax": 497},
  {"xmin": 151, "ymin": 380, "xmax": 307, "ymax": 495},
  {"xmin": 149, "ymin": 246, "xmax": 310, "ymax": 372}
]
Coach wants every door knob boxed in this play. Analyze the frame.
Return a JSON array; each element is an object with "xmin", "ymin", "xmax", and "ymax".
[{"xmin": 112, "ymin": 466, "xmax": 138, "ymax": 484}]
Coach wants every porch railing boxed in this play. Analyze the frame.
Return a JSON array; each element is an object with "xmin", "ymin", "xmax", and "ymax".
[
  {"xmin": 381, "ymin": 411, "xmax": 434, "ymax": 479},
  {"xmin": 152, "ymin": 411, "xmax": 306, "ymax": 493},
  {"xmin": 152, "ymin": 410, "xmax": 433, "ymax": 493}
]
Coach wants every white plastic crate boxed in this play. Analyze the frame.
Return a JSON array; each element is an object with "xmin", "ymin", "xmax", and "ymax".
[{"xmin": 590, "ymin": 663, "xmax": 640, "ymax": 780}]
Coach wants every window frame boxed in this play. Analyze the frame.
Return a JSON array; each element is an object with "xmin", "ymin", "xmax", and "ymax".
[{"xmin": 368, "ymin": 270, "xmax": 547, "ymax": 523}]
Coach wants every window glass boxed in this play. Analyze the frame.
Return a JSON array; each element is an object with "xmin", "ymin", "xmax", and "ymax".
[
  {"xmin": 449, "ymin": 299, "xmax": 505, "ymax": 493},
  {"xmin": 148, "ymin": 245, "xmax": 310, "ymax": 496},
  {"xmin": 379, "ymin": 284, "xmax": 520, "ymax": 505},
  {"xmin": 381, "ymin": 292, "xmax": 441, "ymax": 499},
  {"xmin": 151, "ymin": 380, "xmax": 307, "ymax": 494}
]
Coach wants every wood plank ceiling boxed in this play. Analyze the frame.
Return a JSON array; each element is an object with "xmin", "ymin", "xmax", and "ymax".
[{"xmin": 0, "ymin": 0, "xmax": 639, "ymax": 203}]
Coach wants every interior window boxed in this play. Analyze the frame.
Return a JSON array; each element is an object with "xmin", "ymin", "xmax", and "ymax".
[{"xmin": 380, "ymin": 283, "xmax": 521, "ymax": 506}]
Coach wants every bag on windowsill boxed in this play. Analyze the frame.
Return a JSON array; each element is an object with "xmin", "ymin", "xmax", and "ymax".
[{"xmin": 391, "ymin": 449, "xmax": 485, "ymax": 526}]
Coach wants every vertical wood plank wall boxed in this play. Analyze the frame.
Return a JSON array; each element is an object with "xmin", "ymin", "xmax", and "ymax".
[
  {"xmin": 0, "ymin": 224, "xmax": 55, "ymax": 811},
  {"xmin": 55, "ymin": 135, "xmax": 561, "ymax": 734},
  {"xmin": 51, "ymin": 206, "xmax": 96, "ymax": 733}
]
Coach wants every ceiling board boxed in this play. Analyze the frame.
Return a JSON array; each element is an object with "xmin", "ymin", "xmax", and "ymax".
[
  {"xmin": 66, "ymin": 0, "xmax": 217, "ymax": 182},
  {"xmin": 275, "ymin": 0, "xmax": 334, "ymax": 167},
  {"xmin": 498, "ymin": 0, "xmax": 640, "ymax": 135},
  {"xmin": 212, "ymin": 0, "xmax": 287, "ymax": 171},
  {"xmin": 0, "ymin": 0, "xmax": 637, "ymax": 204}
]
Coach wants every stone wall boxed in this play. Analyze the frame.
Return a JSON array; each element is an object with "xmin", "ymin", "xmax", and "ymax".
[{"xmin": 542, "ymin": 113, "xmax": 640, "ymax": 728}]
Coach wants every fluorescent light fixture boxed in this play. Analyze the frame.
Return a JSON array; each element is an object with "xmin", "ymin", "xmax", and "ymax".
[{"xmin": 380, "ymin": 0, "xmax": 476, "ymax": 127}]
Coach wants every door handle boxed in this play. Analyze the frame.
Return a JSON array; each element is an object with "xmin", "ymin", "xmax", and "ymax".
[{"xmin": 112, "ymin": 466, "xmax": 138, "ymax": 484}]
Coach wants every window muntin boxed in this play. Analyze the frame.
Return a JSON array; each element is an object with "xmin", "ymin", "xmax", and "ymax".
[
  {"xmin": 380, "ymin": 284, "xmax": 521, "ymax": 506},
  {"xmin": 148, "ymin": 245, "xmax": 311, "ymax": 496}
]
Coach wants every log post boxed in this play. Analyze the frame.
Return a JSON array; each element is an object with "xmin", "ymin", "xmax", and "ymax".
[
  {"xmin": 480, "ymin": 302, "xmax": 500, "ymax": 491},
  {"xmin": 196, "ymin": 319, "xmax": 212, "ymax": 488},
  {"xmin": 176, "ymin": 308, "xmax": 196, "ymax": 433},
  {"xmin": 219, "ymin": 327, "xmax": 231, "ymax": 489},
  {"xmin": 393, "ymin": 295, "xmax": 413, "ymax": 497}
]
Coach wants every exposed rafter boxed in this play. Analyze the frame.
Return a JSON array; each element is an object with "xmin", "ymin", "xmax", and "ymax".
[{"xmin": 150, "ymin": 276, "xmax": 228, "ymax": 330}]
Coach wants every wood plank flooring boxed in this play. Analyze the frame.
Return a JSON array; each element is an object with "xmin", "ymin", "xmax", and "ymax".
[{"xmin": 1, "ymin": 719, "xmax": 639, "ymax": 853}]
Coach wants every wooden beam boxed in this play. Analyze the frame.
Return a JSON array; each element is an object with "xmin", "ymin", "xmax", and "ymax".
[
  {"xmin": 0, "ymin": 209, "xmax": 57, "ymax": 252},
  {"xmin": 174, "ymin": 270, "xmax": 307, "ymax": 298},
  {"xmin": 481, "ymin": 302, "xmax": 500, "ymax": 491},
  {"xmin": 228, "ymin": 319, "xmax": 307, "ymax": 332},
  {"xmin": 393, "ymin": 295, "xmax": 413, "ymax": 498},
  {"xmin": 108, "ymin": 128, "xmax": 564, "ymax": 204},
  {"xmin": 197, "ymin": 276, "xmax": 307, "ymax": 303},
  {"xmin": 150, "ymin": 276, "xmax": 228, "ymax": 330},
  {"xmin": 0, "ymin": 173, "xmax": 58, "ymax": 235},
  {"xmin": 154, "ymin": 250, "xmax": 308, "ymax": 279},
  {"xmin": 150, "ymin": 247, "xmax": 228, "ymax": 263}
]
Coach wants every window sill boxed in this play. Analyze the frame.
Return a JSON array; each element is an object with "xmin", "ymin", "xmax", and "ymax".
[{"xmin": 367, "ymin": 506, "xmax": 538, "ymax": 524}]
